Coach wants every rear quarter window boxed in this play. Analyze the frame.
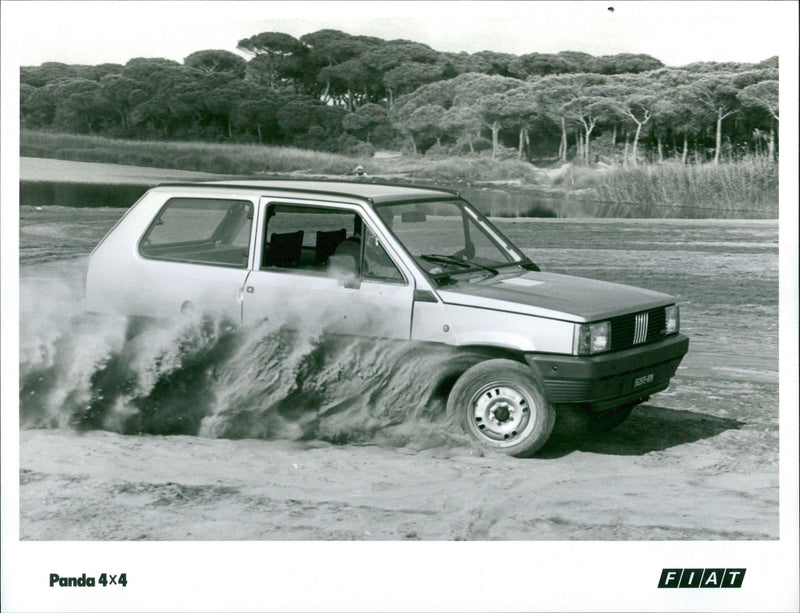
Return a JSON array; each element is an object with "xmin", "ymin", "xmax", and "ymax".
[{"xmin": 139, "ymin": 197, "xmax": 253, "ymax": 268}]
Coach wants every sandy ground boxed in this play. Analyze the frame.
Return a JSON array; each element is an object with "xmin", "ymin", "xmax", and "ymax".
[
  {"xmin": 20, "ymin": 420, "xmax": 776, "ymax": 541},
  {"xmin": 16, "ymin": 163, "xmax": 779, "ymax": 541}
]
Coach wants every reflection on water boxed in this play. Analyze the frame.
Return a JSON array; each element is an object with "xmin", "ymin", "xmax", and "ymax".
[
  {"xmin": 20, "ymin": 181, "xmax": 150, "ymax": 208},
  {"xmin": 19, "ymin": 176, "xmax": 773, "ymax": 219},
  {"xmin": 460, "ymin": 187, "xmax": 559, "ymax": 218},
  {"xmin": 20, "ymin": 180, "xmax": 564, "ymax": 218}
]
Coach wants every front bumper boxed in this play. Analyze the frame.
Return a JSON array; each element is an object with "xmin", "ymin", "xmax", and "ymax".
[{"xmin": 524, "ymin": 333, "xmax": 689, "ymax": 411}]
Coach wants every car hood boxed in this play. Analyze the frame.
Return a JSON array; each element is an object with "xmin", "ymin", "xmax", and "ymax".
[{"xmin": 436, "ymin": 271, "xmax": 674, "ymax": 322}]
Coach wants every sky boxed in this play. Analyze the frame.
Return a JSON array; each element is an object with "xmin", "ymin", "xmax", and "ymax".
[{"xmin": 3, "ymin": 1, "xmax": 795, "ymax": 68}]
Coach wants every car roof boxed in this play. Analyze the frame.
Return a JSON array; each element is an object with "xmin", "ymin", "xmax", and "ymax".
[{"xmin": 159, "ymin": 179, "xmax": 461, "ymax": 205}]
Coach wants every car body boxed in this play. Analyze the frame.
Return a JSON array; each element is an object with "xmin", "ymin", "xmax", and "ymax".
[{"xmin": 85, "ymin": 180, "xmax": 689, "ymax": 456}]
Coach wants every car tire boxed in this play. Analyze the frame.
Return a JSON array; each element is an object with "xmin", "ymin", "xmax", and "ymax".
[{"xmin": 447, "ymin": 359, "xmax": 555, "ymax": 457}]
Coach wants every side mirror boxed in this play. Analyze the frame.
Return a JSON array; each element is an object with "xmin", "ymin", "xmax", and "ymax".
[{"xmin": 328, "ymin": 254, "xmax": 360, "ymax": 289}]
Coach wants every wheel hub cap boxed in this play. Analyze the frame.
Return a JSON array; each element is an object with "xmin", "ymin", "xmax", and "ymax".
[
  {"xmin": 492, "ymin": 405, "xmax": 511, "ymax": 423},
  {"xmin": 471, "ymin": 384, "xmax": 533, "ymax": 443}
]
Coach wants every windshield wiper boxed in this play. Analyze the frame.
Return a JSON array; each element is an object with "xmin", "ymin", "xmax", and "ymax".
[
  {"xmin": 420, "ymin": 254, "xmax": 498, "ymax": 276},
  {"xmin": 518, "ymin": 256, "xmax": 540, "ymax": 271},
  {"xmin": 420, "ymin": 254, "xmax": 471, "ymax": 268}
]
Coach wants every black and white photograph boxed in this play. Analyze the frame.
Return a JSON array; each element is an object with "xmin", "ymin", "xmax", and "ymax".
[{"xmin": 1, "ymin": 1, "xmax": 798, "ymax": 611}]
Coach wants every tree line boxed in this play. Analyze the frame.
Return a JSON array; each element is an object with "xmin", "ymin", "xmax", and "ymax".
[{"xmin": 20, "ymin": 29, "xmax": 779, "ymax": 164}]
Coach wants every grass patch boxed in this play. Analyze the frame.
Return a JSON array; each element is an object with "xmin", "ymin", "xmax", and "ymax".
[
  {"xmin": 368, "ymin": 154, "xmax": 541, "ymax": 184},
  {"xmin": 20, "ymin": 131, "xmax": 542, "ymax": 186},
  {"xmin": 21, "ymin": 131, "xmax": 362, "ymax": 176},
  {"xmin": 587, "ymin": 157, "xmax": 778, "ymax": 218}
]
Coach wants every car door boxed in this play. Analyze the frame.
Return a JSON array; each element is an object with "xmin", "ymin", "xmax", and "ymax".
[{"xmin": 241, "ymin": 198, "xmax": 415, "ymax": 339}]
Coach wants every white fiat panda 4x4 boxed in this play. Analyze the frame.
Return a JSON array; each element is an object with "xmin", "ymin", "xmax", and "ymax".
[{"xmin": 85, "ymin": 180, "xmax": 689, "ymax": 456}]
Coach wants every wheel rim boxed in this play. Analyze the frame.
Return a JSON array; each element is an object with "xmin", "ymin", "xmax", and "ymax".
[{"xmin": 468, "ymin": 381, "xmax": 535, "ymax": 446}]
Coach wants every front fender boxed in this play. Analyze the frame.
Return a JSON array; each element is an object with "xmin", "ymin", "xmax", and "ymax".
[
  {"xmin": 444, "ymin": 304, "xmax": 575, "ymax": 354},
  {"xmin": 453, "ymin": 330, "xmax": 538, "ymax": 352}
]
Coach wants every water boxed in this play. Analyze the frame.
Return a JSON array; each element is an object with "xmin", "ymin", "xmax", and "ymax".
[
  {"xmin": 459, "ymin": 187, "xmax": 560, "ymax": 218},
  {"xmin": 20, "ymin": 181, "xmax": 150, "ymax": 208},
  {"xmin": 20, "ymin": 180, "xmax": 563, "ymax": 217}
]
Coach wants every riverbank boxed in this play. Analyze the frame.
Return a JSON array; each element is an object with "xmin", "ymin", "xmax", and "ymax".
[
  {"xmin": 20, "ymin": 130, "xmax": 542, "ymax": 185},
  {"xmin": 20, "ymin": 131, "xmax": 779, "ymax": 218}
]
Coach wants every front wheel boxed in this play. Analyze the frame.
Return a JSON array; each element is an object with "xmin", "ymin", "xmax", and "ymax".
[{"xmin": 447, "ymin": 359, "xmax": 555, "ymax": 457}]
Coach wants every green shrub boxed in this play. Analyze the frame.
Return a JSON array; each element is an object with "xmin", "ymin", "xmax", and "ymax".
[
  {"xmin": 423, "ymin": 143, "xmax": 452, "ymax": 158},
  {"xmin": 336, "ymin": 135, "xmax": 375, "ymax": 157},
  {"xmin": 589, "ymin": 156, "xmax": 778, "ymax": 218},
  {"xmin": 492, "ymin": 145, "xmax": 521, "ymax": 161},
  {"xmin": 550, "ymin": 164, "xmax": 604, "ymax": 190},
  {"xmin": 447, "ymin": 136, "xmax": 491, "ymax": 155},
  {"xmin": 369, "ymin": 124, "xmax": 397, "ymax": 148}
]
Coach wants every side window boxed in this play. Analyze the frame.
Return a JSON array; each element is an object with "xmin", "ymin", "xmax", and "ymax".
[
  {"xmin": 363, "ymin": 226, "xmax": 404, "ymax": 283},
  {"xmin": 262, "ymin": 204, "xmax": 359, "ymax": 272},
  {"xmin": 139, "ymin": 198, "xmax": 253, "ymax": 268},
  {"xmin": 262, "ymin": 204, "xmax": 405, "ymax": 283}
]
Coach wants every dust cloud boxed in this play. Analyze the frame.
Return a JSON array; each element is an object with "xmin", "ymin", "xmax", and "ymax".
[{"xmin": 20, "ymin": 272, "xmax": 472, "ymax": 451}]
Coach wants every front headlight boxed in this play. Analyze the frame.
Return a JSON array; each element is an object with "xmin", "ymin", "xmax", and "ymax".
[
  {"xmin": 574, "ymin": 321, "xmax": 611, "ymax": 355},
  {"xmin": 665, "ymin": 305, "xmax": 680, "ymax": 334}
]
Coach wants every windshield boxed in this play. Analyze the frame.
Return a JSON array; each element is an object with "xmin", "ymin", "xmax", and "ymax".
[{"xmin": 374, "ymin": 199, "xmax": 534, "ymax": 284}]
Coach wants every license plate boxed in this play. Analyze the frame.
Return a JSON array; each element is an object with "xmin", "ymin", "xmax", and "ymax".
[{"xmin": 634, "ymin": 373, "xmax": 654, "ymax": 388}]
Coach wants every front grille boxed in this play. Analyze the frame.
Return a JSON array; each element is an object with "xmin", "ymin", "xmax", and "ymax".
[{"xmin": 610, "ymin": 307, "xmax": 667, "ymax": 351}]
